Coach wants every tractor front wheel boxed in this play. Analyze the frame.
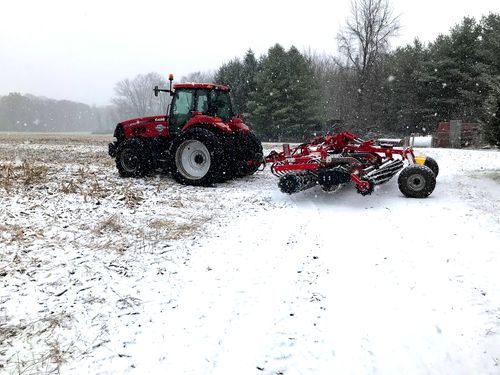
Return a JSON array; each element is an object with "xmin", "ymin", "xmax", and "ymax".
[
  {"xmin": 171, "ymin": 128, "xmax": 222, "ymax": 186},
  {"xmin": 116, "ymin": 138, "xmax": 151, "ymax": 177},
  {"xmin": 398, "ymin": 164, "xmax": 436, "ymax": 198}
]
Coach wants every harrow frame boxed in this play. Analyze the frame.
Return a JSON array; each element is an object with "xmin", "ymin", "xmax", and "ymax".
[{"xmin": 265, "ymin": 132, "xmax": 437, "ymax": 197}]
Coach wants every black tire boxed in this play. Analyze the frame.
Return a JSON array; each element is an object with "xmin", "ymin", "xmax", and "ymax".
[
  {"xmin": 231, "ymin": 131, "xmax": 263, "ymax": 177},
  {"xmin": 216, "ymin": 136, "xmax": 237, "ymax": 181},
  {"xmin": 424, "ymin": 156, "xmax": 439, "ymax": 177},
  {"xmin": 115, "ymin": 138, "xmax": 151, "ymax": 177},
  {"xmin": 398, "ymin": 164, "xmax": 436, "ymax": 198},
  {"xmin": 242, "ymin": 132, "xmax": 263, "ymax": 175},
  {"xmin": 170, "ymin": 128, "xmax": 223, "ymax": 186}
]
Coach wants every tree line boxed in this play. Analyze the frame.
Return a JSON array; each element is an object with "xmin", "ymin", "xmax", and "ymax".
[
  {"xmin": 110, "ymin": 1, "xmax": 500, "ymax": 145},
  {"xmin": 211, "ymin": 5, "xmax": 500, "ymax": 145},
  {"xmin": 0, "ymin": 93, "xmax": 117, "ymax": 133},
  {"xmin": 0, "ymin": 72, "xmax": 171, "ymax": 134},
  {"xmin": 1, "ymin": 0, "xmax": 499, "ymax": 146}
]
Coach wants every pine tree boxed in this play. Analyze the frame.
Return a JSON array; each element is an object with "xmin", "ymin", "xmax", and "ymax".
[
  {"xmin": 247, "ymin": 44, "xmax": 319, "ymax": 141},
  {"xmin": 384, "ymin": 40, "xmax": 435, "ymax": 135},
  {"xmin": 480, "ymin": 13, "xmax": 500, "ymax": 146},
  {"xmin": 214, "ymin": 50, "xmax": 259, "ymax": 115}
]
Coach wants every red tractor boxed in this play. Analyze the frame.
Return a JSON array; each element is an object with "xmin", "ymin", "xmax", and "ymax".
[{"xmin": 108, "ymin": 74, "xmax": 263, "ymax": 185}]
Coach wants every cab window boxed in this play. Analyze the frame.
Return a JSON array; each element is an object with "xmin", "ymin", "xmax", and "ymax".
[
  {"xmin": 210, "ymin": 90, "xmax": 232, "ymax": 121},
  {"xmin": 170, "ymin": 89, "xmax": 195, "ymax": 131},
  {"xmin": 196, "ymin": 90, "xmax": 209, "ymax": 113},
  {"xmin": 172, "ymin": 90, "xmax": 194, "ymax": 115}
]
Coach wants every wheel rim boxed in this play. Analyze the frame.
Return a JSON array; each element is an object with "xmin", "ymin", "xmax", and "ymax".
[
  {"xmin": 407, "ymin": 173, "xmax": 425, "ymax": 191},
  {"xmin": 120, "ymin": 148, "xmax": 139, "ymax": 173},
  {"xmin": 176, "ymin": 140, "xmax": 211, "ymax": 180}
]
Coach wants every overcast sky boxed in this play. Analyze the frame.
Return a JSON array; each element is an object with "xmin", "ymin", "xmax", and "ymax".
[{"xmin": 1, "ymin": 0, "xmax": 499, "ymax": 106}]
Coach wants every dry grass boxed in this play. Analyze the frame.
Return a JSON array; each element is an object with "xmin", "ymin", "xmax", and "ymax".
[
  {"xmin": 148, "ymin": 218, "xmax": 202, "ymax": 241},
  {"xmin": 119, "ymin": 183, "xmax": 143, "ymax": 208},
  {"xmin": 1, "ymin": 312, "xmax": 74, "ymax": 374},
  {"xmin": 0, "ymin": 224, "xmax": 26, "ymax": 243},
  {"xmin": 0, "ymin": 132, "xmax": 112, "ymax": 144},
  {"xmin": 0, "ymin": 161, "xmax": 48, "ymax": 191},
  {"xmin": 59, "ymin": 180, "xmax": 79, "ymax": 194},
  {"xmin": 94, "ymin": 215, "xmax": 123, "ymax": 234},
  {"xmin": 149, "ymin": 219, "xmax": 177, "ymax": 230}
]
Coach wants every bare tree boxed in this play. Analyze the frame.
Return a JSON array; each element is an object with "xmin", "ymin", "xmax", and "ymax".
[
  {"xmin": 112, "ymin": 72, "xmax": 169, "ymax": 119},
  {"xmin": 337, "ymin": 0, "xmax": 400, "ymax": 82},
  {"xmin": 336, "ymin": 0, "xmax": 399, "ymax": 132},
  {"xmin": 180, "ymin": 70, "xmax": 215, "ymax": 83}
]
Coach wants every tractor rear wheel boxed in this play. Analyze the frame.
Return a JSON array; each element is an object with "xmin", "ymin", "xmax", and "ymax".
[
  {"xmin": 241, "ymin": 131, "xmax": 263, "ymax": 175},
  {"xmin": 171, "ymin": 128, "xmax": 223, "ymax": 186},
  {"xmin": 398, "ymin": 164, "xmax": 436, "ymax": 198},
  {"xmin": 116, "ymin": 138, "xmax": 151, "ymax": 177},
  {"xmin": 231, "ymin": 131, "xmax": 263, "ymax": 177}
]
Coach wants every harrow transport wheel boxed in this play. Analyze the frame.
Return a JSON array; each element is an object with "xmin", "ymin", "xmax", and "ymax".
[
  {"xmin": 116, "ymin": 138, "xmax": 151, "ymax": 177},
  {"xmin": 171, "ymin": 128, "xmax": 222, "ymax": 186},
  {"xmin": 424, "ymin": 156, "xmax": 439, "ymax": 177},
  {"xmin": 398, "ymin": 164, "xmax": 436, "ymax": 198}
]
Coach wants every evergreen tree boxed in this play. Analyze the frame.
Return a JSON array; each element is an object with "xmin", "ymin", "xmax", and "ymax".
[
  {"xmin": 480, "ymin": 13, "xmax": 500, "ymax": 146},
  {"xmin": 247, "ymin": 44, "xmax": 319, "ymax": 141},
  {"xmin": 215, "ymin": 50, "xmax": 259, "ymax": 115},
  {"xmin": 418, "ymin": 18, "xmax": 485, "ymax": 125},
  {"xmin": 384, "ymin": 40, "xmax": 434, "ymax": 134}
]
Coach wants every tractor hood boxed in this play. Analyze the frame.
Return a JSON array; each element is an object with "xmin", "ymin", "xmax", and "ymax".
[{"xmin": 119, "ymin": 115, "xmax": 166, "ymax": 127}]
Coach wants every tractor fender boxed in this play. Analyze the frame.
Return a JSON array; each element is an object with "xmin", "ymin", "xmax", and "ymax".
[{"xmin": 228, "ymin": 117, "xmax": 250, "ymax": 133}]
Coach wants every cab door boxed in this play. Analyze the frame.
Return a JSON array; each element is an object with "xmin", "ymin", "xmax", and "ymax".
[{"xmin": 169, "ymin": 89, "xmax": 195, "ymax": 134}]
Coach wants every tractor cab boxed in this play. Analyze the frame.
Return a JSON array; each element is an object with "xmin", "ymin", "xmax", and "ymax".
[
  {"xmin": 154, "ymin": 75, "xmax": 235, "ymax": 133},
  {"xmin": 168, "ymin": 84, "xmax": 234, "ymax": 133}
]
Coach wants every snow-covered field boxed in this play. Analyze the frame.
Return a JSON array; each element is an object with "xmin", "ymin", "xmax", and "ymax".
[{"xmin": 1, "ymin": 133, "xmax": 500, "ymax": 374}]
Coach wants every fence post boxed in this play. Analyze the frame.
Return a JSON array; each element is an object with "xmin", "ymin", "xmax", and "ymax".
[{"xmin": 449, "ymin": 120, "xmax": 462, "ymax": 148}]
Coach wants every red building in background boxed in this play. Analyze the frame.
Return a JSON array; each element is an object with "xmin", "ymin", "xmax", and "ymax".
[{"xmin": 435, "ymin": 121, "xmax": 481, "ymax": 148}]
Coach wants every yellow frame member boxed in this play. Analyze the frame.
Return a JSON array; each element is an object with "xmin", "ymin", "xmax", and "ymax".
[{"xmin": 415, "ymin": 155, "xmax": 427, "ymax": 165}]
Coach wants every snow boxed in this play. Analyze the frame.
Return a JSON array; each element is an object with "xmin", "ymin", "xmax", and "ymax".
[{"xmin": 1, "ymin": 135, "xmax": 500, "ymax": 374}]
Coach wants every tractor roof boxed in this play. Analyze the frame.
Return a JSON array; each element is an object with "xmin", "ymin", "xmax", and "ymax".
[{"xmin": 173, "ymin": 83, "xmax": 230, "ymax": 91}]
